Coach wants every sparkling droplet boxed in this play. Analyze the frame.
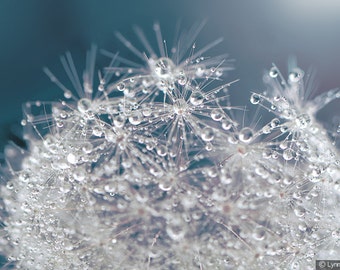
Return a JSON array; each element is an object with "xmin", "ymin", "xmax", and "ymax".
[
  {"xmin": 221, "ymin": 120, "xmax": 232, "ymax": 130},
  {"xmin": 154, "ymin": 57, "xmax": 174, "ymax": 77},
  {"xmin": 294, "ymin": 206, "xmax": 306, "ymax": 217},
  {"xmin": 252, "ymin": 227, "xmax": 266, "ymax": 241},
  {"xmin": 250, "ymin": 93, "xmax": 261, "ymax": 104},
  {"xmin": 269, "ymin": 67, "xmax": 278, "ymax": 78},
  {"xmin": 156, "ymin": 145, "xmax": 167, "ymax": 157},
  {"xmin": 92, "ymin": 126, "xmax": 102, "ymax": 137},
  {"xmin": 190, "ymin": 92, "xmax": 204, "ymax": 106},
  {"xmin": 67, "ymin": 153, "xmax": 78, "ymax": 164},
  {"xmin": 283, "ymin": 148, "xmax": 294, "ymax": 161},
  {"xmin": 178, "ymin": 75, "xmax": 187, "ymax": 85},
  {"xmin": 64, "ymin": 90, "xmax": 72, "ymax": 99},
  {"xmin": 77, "ymin": 98, "xmax": 91, "ymax": 113},
  {"xmin": 129, "ymin": 112, "xmax": 143, "ymax": 125},
  {"xmin": 201, "ymin": 127, "xmax": 214, "ymax": 142},
  {"xmin": 117, "ymin": 82, "xmax": 125, "ymax": 91},
  {"xmin": 239, "ymin": 127, "xmax": 254, "ymax": 143},
  {"xmin": 114, "ymin": 115, "xmax": 126, "ymax": 128},
  {"xmin": 289, "ymin": 68, "xmax": 304, "ymax": 83},
  {"xmin": 270, "ymin": 118, "xmax": 280, "ymax": 128},
  {"xmin": 210, "ymin": 109, "xmax": 223, "ymax": 121}
]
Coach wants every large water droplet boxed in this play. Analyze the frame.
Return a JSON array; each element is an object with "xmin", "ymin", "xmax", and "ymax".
[
  {"xmin": 154, "ymin": 57, "xmax": 174, "ymax": 77},
  {"xmin": 117, "ymin": 82, "xmax": 125, "ymax": 91},
  {"xmin": 269, "ymin": 67, "xmax": 278, "ymax": 78},
  {"xmin": 283, "ymin": 148, "xmax": 294, "ymax": 161},
  {"xmin": 294, "ymin": 206, "xmax": 306, "ymax": 217},
  {"xmin": 114, "ymin": 115, "xmax": 126, "ymax": 128},
  {"xmin": 211, "ymin": 109, "xmax": 223, "ymax": 121},
  {"xmin": 250, "ymin": 93, "xmax": 261, "ymax": 104},
  {"xmin": 129, "ymin": 111, "xmax": 143, "ymax": 125},
  {"xmin": 252, "ymin": 227, "xmax": 266, "ymax": 241},
  {"xmin": 201, "ymin": 127, "xmax": 214, "ymax": 142},
  {"xmin": 190, "ymin": 92, "xmax": 204, "ymax": 106},
  {"xmin": 239, "ymin": 127, "xmax": 254, "ymax": 143},
  {"xmin": 77, "ymin": 98, "xmax": 91, "ymax": 113}
]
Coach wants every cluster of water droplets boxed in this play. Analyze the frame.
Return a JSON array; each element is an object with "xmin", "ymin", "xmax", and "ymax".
[{"xmin": 0, "ymin": 27, "xmax": 339, "ymax": 270}]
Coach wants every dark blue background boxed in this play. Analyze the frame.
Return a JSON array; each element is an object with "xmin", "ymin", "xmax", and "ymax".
[{"xmin": 1, "ymin": 0, "xmax": 340, "ymax": 152}]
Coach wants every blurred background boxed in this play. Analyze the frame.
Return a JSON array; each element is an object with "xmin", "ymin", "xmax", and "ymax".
[{"xmin": 1, "ymin": 0, "xmax": 340, "ymax": 152}]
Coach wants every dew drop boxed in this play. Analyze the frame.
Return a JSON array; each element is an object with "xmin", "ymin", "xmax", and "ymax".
[
  {"xmin": 250, "ymin": 93, "xmax": 261, "ymax": 104},
  {"xmin": 283, "ymin": 148, "xmax": 294, "ymax": 161},
  {"xmin": 294, "ymin": 206, "xmax": 306, "ymax": 217},
  {"xmin": 221, "ymin": 120, "xmax": 233, "ymax": 130},
  {"xmin": 239, "ymin": 127, "xmax": 254, "ymax": 143},
  {"xmin": 190, "ymin": 92, "xmax": 204, "ymax": 106},
  {"xmin": 63, "ymin": 90, "xmax": 72, "ymax": 99},
  {"xmin": 67, "ymin": 153, "xmax": 78, "ymax": 165},
  {"xmin": 252, "ymin": 227, "xmax": 266, "ymax": 241},
  {"xmin": 210, "ymin": 109, "xmax": 223, "ymax": 121},
  {"xmin": 77, "ymin": 98, "xmax": 91, "ymax": 113},
  {"xmin": 128, "ymin": 112, "xmax": 143, "ymax": 125},
  {"xmin": 114, "ymin": 115, "xmax": 126, "ymax": 128},
  {"xmin": 154, "ymin": 57, "xmax": 174, "ymax": 77},
  {"xmin": 117, "ymin": 82, "xmax": 125, "ymax": 91},
  {"xmin": 178, "ymin": 75, "xmax": 187, "ymax": 85},
  {"xmin": 270, "ymin": 118, "xmax": 280, "ymax": 128},
  {"xmin": 201, "ymin": 127, "xmax": 214, "ymax": 142},
  {"xmin": 289, "ymin": 68, "xmax": 304, "ymax": 83},
  {"xmin": 269, "ymin": 67, "xmax": 278, "ymax": 78},
  {"xmin": 82, "ymin": 142, "xmax": 93, "ymax": 154},
  {"xmin": 156, "ymin": 145, "xmax": 167, "ymax": 157},
  {"xmin": 92, "ymin": 126, "xmax": 102, "ymax": 137}
]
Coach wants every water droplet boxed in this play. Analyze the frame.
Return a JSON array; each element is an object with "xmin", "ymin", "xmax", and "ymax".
[
  {"xmin": 252, "ymin": 227, "xmax": 266, "ymax": 241},
  {"xmin": 280, "ymin": 125, "xmax": 289, "ymax": 133},
  {"xmin": 250, "ymin": 93, "xmax": 261, "ymax": 104},
  {"xmin": 73, "ymin": 167, "xmax": 85, "ymax": 181},
  {"xmin": 154, "ymin": 57, "xmax": 174, "ymax": 77},
  {"xmin": 178, "ymin": 75, "xmax": 187, "ymax": 85},
  {"xmin": 117, "ymin": 82, "xmax": 125, "ymax": 91},
  {"xmin": 190, "ymin": 92, "xmax": 204, "ymax": 106},
  {"xmin": 92, "ymin": 126, "xmax": 102, "ymax": 137},
  {"xmin": 205, "ymin": 142, "xmax": 213, "ymax": 151},
  {"xmin": 114, "ymin": 115, "xmax": 126, "ymax": 128},
  {"xmin": 82, "ymin": 142, "xmax": 93, "ymax": 154},
  {"xmin": 270, "ymin": 118, "xmax": 280, "ymax": 128},
  {"xmin": 210, "ymin": 109, "xmax": 223, "ymax": 121},
  {"xmin": 294, "ymin": 206, "xmax": 306, "ymax": 217},
  {"xmin": 289, "ymin": 68, "xmax": 304, "ymax": 83},
  {"xmin": 156, "ymin": 145, "xmax": 167, "ymax": 157},
  {"xmin": 129, "ymin": 112, "xmax": 143, "ymax": 125},
  {"xmin": 283, "ymin": 148, "xmax": 294, "ymax": 161},
  {"xmin": 269, "ymin": 67, "xmax": 278, "ymax": 78},
  {"xmin": 64, "ymin": 90, "xmax": 72, "ymax": 99},
  {"xmin": 77, "ymin": 98, "xmax": 91, "ymax": 113},
  {"xmin": 166, "ymin": 219, "xmax": 186, "ymax": 241},
  {"xmin": 239, "ymin": 127, "xmax": 254, "ymax": 143},
  {"xmin": 142, "ymin": 107, "xmax": 152, "ymax": 117},
  {"xmin": 221, "ymin": 120, "xmax": 232, "ymax": 130},
  {"xmin": 201, "ymin": 127, "xmax": 214, "ymax": 142},
  {"xmin": 67, "ymin": 153, "xmax": 78, "ymax": 165}
]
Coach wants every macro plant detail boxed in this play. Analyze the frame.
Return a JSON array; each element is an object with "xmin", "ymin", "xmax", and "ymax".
[{"xmin": 0, "ymin": 24, "xmax": 339, "ymax": 270}]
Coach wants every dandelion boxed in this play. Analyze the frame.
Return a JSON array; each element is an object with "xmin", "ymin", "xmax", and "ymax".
[{"xmin": 0, "ymin": 25, "xmax": 340, "ymax": 270}]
